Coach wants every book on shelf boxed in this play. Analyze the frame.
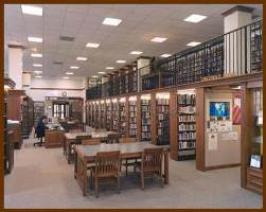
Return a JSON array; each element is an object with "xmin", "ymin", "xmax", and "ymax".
[{"xmin": 128, "ymin": 100, "xmax": 137, "ymax": 137}]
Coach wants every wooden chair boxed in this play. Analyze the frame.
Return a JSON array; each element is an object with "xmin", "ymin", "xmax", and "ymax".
[
  {"xmin": 135, "ymin": 148, "xmax": 164, "ymax": 190},
  {"xmin": 119, "ymin": 137, "xmax": 139, "ymax": 175},
  {"xmin": 91, "ymin": 151, "xmax": 121, "ymax": 197},
  {"xmin": 106, "ymin": 133, "xmax": 120, "ymax": 144},
  {"xmin": 81, "ymin": 138, "xmax": 101, "ymax": 145}
]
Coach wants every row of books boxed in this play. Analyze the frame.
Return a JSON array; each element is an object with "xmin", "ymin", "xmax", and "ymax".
[{"xmin": 179, "ymin": 123, "xmax": 196, "ymax": 131}]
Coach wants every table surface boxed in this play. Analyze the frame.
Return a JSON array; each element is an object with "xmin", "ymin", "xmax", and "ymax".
[
  {"xmin": 64, "ymin": 131, "xmax": 117, "ymax": 139},
  {"xmin": 75, "ymin": 142, "xmax": 169, "ymax": 158}
]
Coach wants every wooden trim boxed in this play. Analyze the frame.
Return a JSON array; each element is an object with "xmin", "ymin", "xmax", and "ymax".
[
  {"xmin": 31, "ymin": 87, "xmax": 85, "ymax": 91},
  {"xmin": 204, "ymin": 163, "xmax": 241, "ymax": 171},
  {"xmin": 196, "ymin": 88, "xmax": 205, "ymax": 171},
  {"xmin": 169, "ymin": 90, "xmax": 178, "ymax": 160},
  {"xmin": 150, "ymin": 93, "xmax": 157, "ymax": 145}
]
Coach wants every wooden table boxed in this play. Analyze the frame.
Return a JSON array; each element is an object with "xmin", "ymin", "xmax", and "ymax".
[
  {"xmin": 74, "ymin": 142, "xmax": 169, "ymax": 196},
  {"xmin": 64, "ymin": 131, "xmax": 117, "ymax": 164},
  {"xmin": 45, "ymin": 129, "xmax": 65, "ymax": 148}
]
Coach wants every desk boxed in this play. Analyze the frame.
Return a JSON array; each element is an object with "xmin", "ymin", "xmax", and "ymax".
[
  {"xmin": 45, "ymin": 129, "xmax": 65, "ymax": 148},
  {"xmin": 74, "ymin": 142, "xmax": 169, "ymax": 196},
  {"xmin": 64, "ymin": 131, "xmax": 117, "ymax": 163}
]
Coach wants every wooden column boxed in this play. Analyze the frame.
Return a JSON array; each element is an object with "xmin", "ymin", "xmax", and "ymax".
[
  {"xmin": 150, "ymin": 92, "xmax": 157, "ymax": 145},
  {"xmin": 169, "ymin": 90, "xmax": 178, "ymax": 160},
  {"xmin": 196, "ymin": 87, "xmax": 205, "ymax": 171}
]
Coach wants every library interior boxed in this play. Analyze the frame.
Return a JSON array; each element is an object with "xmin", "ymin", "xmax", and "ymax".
[{"xmin": 3, "ymin": 4, "xmax": 263, "ymax": 209}]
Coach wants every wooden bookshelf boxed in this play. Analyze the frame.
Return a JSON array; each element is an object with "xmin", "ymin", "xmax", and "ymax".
[
  {"xmin": 106, "ymin": 99, "xmax": 112, "ymax": 131},
  {"xmin": 119, "ymin": 97, "xmax": 128, "ymax": 137},
  {"xmin": 140, "ymin": 94, "xmax": 151, "ymax": 141},
  {"xmin": 155, "ymin": 92, "xmax": 170, "ymax": 145},
  {"xmin": 100, "ymin": 100, "xmax": 106, "ymax": 128},
  {"xmin": 112, "ymin": 98, "xmax": 119, "ymax": 132},
  {"xmin": 128, "ymin": 96, "xmax": 138, "ymax": 138}
]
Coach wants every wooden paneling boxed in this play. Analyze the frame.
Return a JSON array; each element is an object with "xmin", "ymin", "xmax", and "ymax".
[
  {"xmin": 195, "ymin": 88, "xmax": 205, "ymax": 171},
  {"xmin": 6, "ymin": 90, "xmax": 25, "ymax": 121},
  {"xmin": 45, "ymin": 130, "xmax": 65, "ymax": 148}
]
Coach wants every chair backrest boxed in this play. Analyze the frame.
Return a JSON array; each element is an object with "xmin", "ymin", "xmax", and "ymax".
[
  {"xmin": 95, "ymin": 151, "xmax": 121, "ymax": 176},
  {"xmin": 81, "ymin": 138, "xmax": 101, "ymax": 145},
  {"xmin": 142, "ymin": 148, "xmax": 163, "ymax": 172},
  {"xmin": 107, "ymin": 133, "xmax": 120, "ymax": 144},
  {"xmin": 119, "ymin": 137, "xmax": 136, "ymax": 143}
]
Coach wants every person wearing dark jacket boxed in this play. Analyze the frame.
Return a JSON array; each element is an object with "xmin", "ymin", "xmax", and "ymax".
[{"xmin": 34, "ymin": 115, "xmax": 47, "ymax": 147}]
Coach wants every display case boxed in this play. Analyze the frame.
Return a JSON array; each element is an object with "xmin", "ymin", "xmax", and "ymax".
[
  {"xmin": 156, "ymin": 92, "xmax": 170, "ymax": 145},
  {"xmin": 128, "ymin": 96, "xmax": 137, "ymax": 137},
  {"xmin": 140, "ymin": 94, "xmax": 151, "ymax": 141},
  {"xmin": 177, "ymin": 90, "xmax": 196, "ymax": 160}
]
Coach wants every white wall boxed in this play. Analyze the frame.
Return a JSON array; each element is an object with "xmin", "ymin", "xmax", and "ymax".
[{"xmin": 26, "ymin": 78, "xmax": 86, "ymax": 101}]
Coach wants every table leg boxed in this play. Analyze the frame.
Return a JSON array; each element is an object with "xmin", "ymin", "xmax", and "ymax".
[
  {"xmin": 75, "ymin": 155, "xmax": 88, "ymax": 196},
  {"xmin": 164, "ymin": 150, "xmax": 169, "ymax": 184}
]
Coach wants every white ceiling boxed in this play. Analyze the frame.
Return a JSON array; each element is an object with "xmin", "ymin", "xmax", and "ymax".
[{"xmin": 4, "ymin": 4, "xmax": 262, "ymax": 80}]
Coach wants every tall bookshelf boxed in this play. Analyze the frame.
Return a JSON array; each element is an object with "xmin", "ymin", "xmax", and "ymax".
[
  {"xmin": 119, "ymin": 97, "xmax": 127, "ymax": 136},
  {"xmin": 112, "ymin": 98, "xmax": 119, "ymax": 132},
  {"xmin": 106, "ymin": 99, "xmax": 112, "ymax": 131},
  {"xmin": 250, "ymin": 20, "xmax": 262, "ymax": 72},
  {"xmin": 156, "ymin": 92, "xmax": 170, "ymax": 145},
  {"xmin": 21, "ymin": 96, "xmax": 34, "ymax": 139},
  {"xmin": 177, "ymin": 90, "xmax": 196, "ymax": 160},
  {"xmin": 100, "ymin": 100, "xmax": 106, "ymax": 128},
  {"xmin": 128, "ymin": 96, "xmax": 137, "ymax": 137},
  {"xmin": 140, "ymin": 94, "xmax": 151, "ymax": 141}
]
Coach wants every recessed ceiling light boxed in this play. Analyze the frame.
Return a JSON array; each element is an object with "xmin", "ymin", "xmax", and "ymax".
[
  {"xmin": 65, "ymin": 72, "xmax": 74, "ymax": 75},
  {"xmin": 76, "ymin": 57, "xmax": 88, "ymax": 61},
  {"xmin": 33, "ymin": 70, "xmax": 43, "ymax": 74},
  {"xmin": 91, "ymin": 75, "xmax": 98, "ymax": 78},
  {"xmin": 106, "ymin": 67, "xmax": 114, "ymax": 70},
  {"xmin": 116, "ymin": 60, "xmax": 126, "ymax": 64},
  {"xmin": 31, "ymin": 53, "xmax": 42, "ymax": 58},
  {"xmin": 98, "ymin": 72, "xmax": 106, "ymax": 75},
  {"xmin": 160, "ymin": 54, "xmax": 172, "ymax": 58},
  {"xmin": 130, "ymin": 51, "xmax": 143, "ymax": 55},
  {"xmin": 102, "ymin": 17, "xmax": 122, "ymax": 26},
  {"xmin": 28, "ymin": 36, "xmax": 43, "ymax": 43},
  {"xmin": 184, "ymin": 14, "xmax": 207, "ymax": 23},
  {"xmin": 187, "ymin": 41, "xmax": 201, "ymax": 47},
  {"xmin": 35, "ymin": 75, "xmax": 42, "ymax": 78},
  {"xmin": 151, "ymin": 37, "xmax": 168, "ymax": 43},
  {"xmin": 21, "ymin": 5, "xmax": 43, "ymax": 16},
  {"xmin": 33, "ymin": 63, "xmax": 42, "ymax": 67},
  {"xmin": 63, "ymin": 76, "xmax": 70, "ymax": 80},
  {"xmin": 86, "ymin": 42, "xmax": 100, "ymax": 48},
  {"xmin": 70, "ymin": 66, "xmax": 79, "ymax": 69}
]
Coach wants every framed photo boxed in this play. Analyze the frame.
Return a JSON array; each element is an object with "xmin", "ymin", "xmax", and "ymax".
[
  {"xmin": 250, "ymin": 154, "xmax": 262, "ymax": 168},
  {"xmin": 233, "ymin": 93, "xmax": 242, "ymax": 124}
]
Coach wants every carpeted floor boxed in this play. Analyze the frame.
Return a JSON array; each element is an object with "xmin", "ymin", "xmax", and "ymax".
[{"xmin": 4, "ymin": 137, "xmax": 262, "ymax": 209}]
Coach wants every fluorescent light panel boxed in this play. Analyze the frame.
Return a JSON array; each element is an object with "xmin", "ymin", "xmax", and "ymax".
[
  {"xmin": 184, "ymin": 14, "xmax": 207, "ymax": 23},
  {"xmin": 86, "ymin": 42, "xmax": 100, "ymax": 48},
  {"xmin": 98, "ymin": 72, "xmax": 106, "ymax": 75},
  {"xmin": 102, "ymin": 17, "xmax": 122, "ymax": 26},
  {"xmin": 33, "ymin": 63, "xmax": 42, "ymax": 67},
  {"xmin": 28, "ymin": 36, "xmax": 43, "ymax": 43},
  {"xmin": 63, "ymin": 76, "xmax": 69, "ymax": 79},
  {"xmin": 151, "ymin": 37, "xmax": 167, "ymax": 43},
  {"xmin": 76, "ymin": 57, "xmax": 88, "ymax": 61},
  {"xmin": 91, "ymin": 75, "xmax": 98, "ymax": 78},
  {"xmin": 34, "ymin": 70, "xmax": 43, "ymax": 74},
  {"xmin": 106, "ymin": 67, "xmax": 114, "ymax": 70},
  {"xmin": 35, "ymin": 75, "xmax": 42, "ymax": 78},
  {"xmin": 187, "ymin": 41, "xmax": 201, "ymax": 47},
  {"xmin": 21, "ymin": 5, "xmax": 43, "ymax": 16},
  {"xmin": 70, "ymin": 66, "xmax": 79, "ymax": 69},
  {"xmin": 116, "ymin": 60, "xmax": 126, "ymax": 64},
  {"xmin": 130, "ymin": 51, "xmax": 143, "ymax": 55},
  {"xmin": 31, "ymin": 53, "xmax": 42, "ymax": 58},
  {"xmin": 160, "ymin": 53, "xmax": 171, "ymax": 58},
  {"xmin": 65, "ymin": 72, "xmax": 74, "ymax": 75}
]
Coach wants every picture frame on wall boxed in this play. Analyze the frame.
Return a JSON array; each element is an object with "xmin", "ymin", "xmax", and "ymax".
[
  {"xmin": 250, "ymin": 154, "xmax": 262, "ymax": 169},
  {"xmin": 233, "ymin": 93, "xmax": 241, "ymax": 124}
]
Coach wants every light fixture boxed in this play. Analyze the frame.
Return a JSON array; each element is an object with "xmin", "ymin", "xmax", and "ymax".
[
  {"xmin": 65, "ymin": 72, "xmax": 74, "ymax": 75},
  {"xmin": 112, "ymin": 98, "xmax": 118, "ymax": 103},
  {"xmin": 35, "ymin": 75, "xmax": 42, "ymax": 79},
  {"xmin": 102, "ymin": 17, "xmax": 122, "ymax": 26},
  {"xmin": 141, "ymin": 94, "xmax": 151, "ymax": 100},
  {"xmin": 33, "ymin": 63, "xmax": 42, "ymax": 67},
  {"xmin": 160, "ymin": 53, "xmax": 171, "ymax": 58},
  {"xmin": 98, "ymin": 71, "xmax": 106, "ymax": 75},
  {"xmin": 129, "ymin": 96, "xmax": 137, "ymax": 101},
  {"xmin": 91, "ymin": 75, "xmax": 98, "ymax": 78},
  {"xmin": 86, "ymin": 42, "xmax": 100, "ymax": 48},
  {"xmin": 70, "ymin": 66, "xmax": 79, "ymax": 69},
  {"xmin": 28, "ymin": 37, "xmax": 43, "ymax": 43},
  {"xmin": 63, "ymin": 76, "xmax": 70, "ymax": 80},
  {"xmin": 187, "ymin": 41, "xmax": 201, "ymax": 47},
  {"xmin": 33, "ymin": 70, "xmax": 43, "ymax": 74},
  {"xmin": 106, "ymin": 67, "xmax": 114, "ymax": 70},
  {"xmin": 156, "ymin": 92, "xmax": 170, "ymax": 99},
  {"xmin": 151, "ymin": 37, "xmax": 167, "ymax": 43},
  {"xmin": 116, "ymin": 60, "xmax": 126, "ymax": 64},
  {"xmin": 130, "ymin": 51, "xmax": 143, "ymax": 55},
  {"xmin": 4, "ymin": 85, "xmax": 11, "ymax": 90},
  {"xmin": 21, "ymin": 5, "xmax": 43, "ymax": 16},
  {"xmin": 31, "ymin": 53, "xmax": 42, "ymax": 58},
  {"xmin": 119, "ymin": 97, "xmax": 126, "ymax": 103},
  {"xmin": 76, "ymin": 57, "xmax": 88, "ymax": 61},
  {"xmin": 184, "ymin": 14, "xmax": 207, "ymax": 23}
]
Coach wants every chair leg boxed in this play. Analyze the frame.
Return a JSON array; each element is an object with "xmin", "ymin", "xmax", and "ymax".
[
  {"xmin": 95, "ymin": 178, "xmax": 99, "ymax": 198},
  {"xmin": 141, "ymin": 172, "xmax": 144, "ymax": 190},
  {"xmin": 125, "ymin": 160, "xmax": 128, "ymax": 176}
]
